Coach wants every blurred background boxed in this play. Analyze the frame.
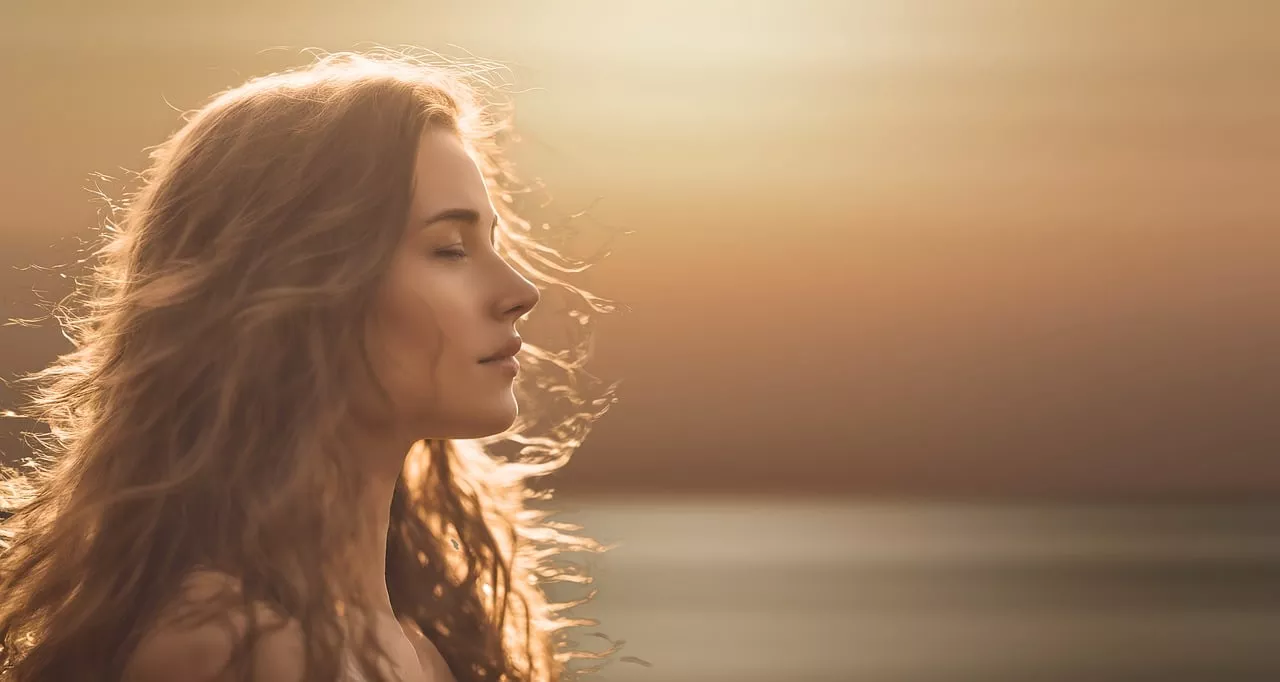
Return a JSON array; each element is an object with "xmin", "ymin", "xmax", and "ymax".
[{"xmin": 2, "ymin": 1, "xmax": 1279, "ymax": 680}]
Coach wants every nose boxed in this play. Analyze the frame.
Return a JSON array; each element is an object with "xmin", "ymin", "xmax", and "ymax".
[{"xmin": 494, "ymin": 264, "xmax": 540, "ymax": 322}]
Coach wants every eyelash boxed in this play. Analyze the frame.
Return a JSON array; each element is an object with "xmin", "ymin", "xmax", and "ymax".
[{"xmin": 435, "ymin": 232, "xmax": 499, "ymax": 261}]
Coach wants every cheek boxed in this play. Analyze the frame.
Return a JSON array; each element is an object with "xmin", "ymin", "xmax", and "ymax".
[{"xmin": 369, "ymin": 268, "xmax": 455, "ymax": 407}]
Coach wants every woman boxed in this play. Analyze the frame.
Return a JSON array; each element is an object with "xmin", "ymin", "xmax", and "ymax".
[{"xmin": 0, "ymin": 49, "xmax": 622, "ymax": 682}]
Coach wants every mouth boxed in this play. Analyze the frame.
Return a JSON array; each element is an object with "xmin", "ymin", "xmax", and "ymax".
[
  {"xmin": 479, "ymin": 336, "xmax": 523, "ymax": 364},
  {"xmin": 480, "ymin": 355, "xmax": 520, "ymax": 374}
]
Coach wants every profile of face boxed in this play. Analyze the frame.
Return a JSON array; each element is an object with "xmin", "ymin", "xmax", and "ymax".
[{"xmin": 358, "ymin": 126, "xmax": 540, "ymax": 441}]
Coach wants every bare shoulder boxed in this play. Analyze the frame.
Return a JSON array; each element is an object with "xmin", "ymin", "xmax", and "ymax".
[
  {"xmin": 122, "ymin": 569, "xmax": 307, "ymax": 682},
  {"xmin": 398, "ymin": 616, "xmax": 457, "ymax": 682}
]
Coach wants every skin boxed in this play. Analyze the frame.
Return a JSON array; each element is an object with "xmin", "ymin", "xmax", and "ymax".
[
  {"xmin": 123, "ymin": 125, "xmax": 541, "ymax": 681},
  {"xmin": 342, "ymin": 123, "xmax": 541, "ymax": 680},
  {"xmin": 359, "ymin": 125, "xmax": 541, "ymax": 444}
]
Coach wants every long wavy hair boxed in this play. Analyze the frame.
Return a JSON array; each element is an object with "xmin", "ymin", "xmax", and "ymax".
[{"xmin": 0, "ymin": 49, "xmax": 624, "ymax": 682}]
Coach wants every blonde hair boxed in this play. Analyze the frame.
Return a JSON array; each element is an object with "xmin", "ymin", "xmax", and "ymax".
[{"xmin": 0, "ymin": 48, "xmax": 623, "ymax": 682}]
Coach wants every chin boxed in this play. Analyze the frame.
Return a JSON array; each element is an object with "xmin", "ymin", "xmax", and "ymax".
[{"xmin": 437, "ymin": 401, "xmax": 519, "ymax": 440}]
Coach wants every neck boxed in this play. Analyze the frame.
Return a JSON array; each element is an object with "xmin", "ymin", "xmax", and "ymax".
[{"xmin": 347, "ymin": 428, "xmax": 416, "ymax": 619}]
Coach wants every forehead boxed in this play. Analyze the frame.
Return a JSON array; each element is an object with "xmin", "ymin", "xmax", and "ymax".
[{"xmin": 411, "ymin": 127, "xmax": 492, "ymax": 217}]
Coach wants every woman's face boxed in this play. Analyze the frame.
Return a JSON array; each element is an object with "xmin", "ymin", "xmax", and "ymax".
[{"xmin": 361, "ymin": 126, "xmax": 540, "ymax": 440}]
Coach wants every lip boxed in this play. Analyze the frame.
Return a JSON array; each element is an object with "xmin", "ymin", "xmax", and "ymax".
[
  {"xmin": 479, "ymin": 336, "xmax": 523, "ymax": 363},
  {"xmin": 481, "ymin": 356, "xmax": 520, "ymax": 375}
]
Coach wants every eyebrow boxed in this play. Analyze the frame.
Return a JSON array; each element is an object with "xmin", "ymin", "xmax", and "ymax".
[{"xmin": 421, "ymin": 208, "xmax": 499, "ymax": 241}]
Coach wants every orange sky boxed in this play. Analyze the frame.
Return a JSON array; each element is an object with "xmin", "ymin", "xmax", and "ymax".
[{"xmin": 1, "ymin": 1, "xmax": 1277, "ymax": 497}]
